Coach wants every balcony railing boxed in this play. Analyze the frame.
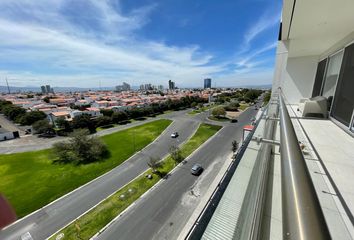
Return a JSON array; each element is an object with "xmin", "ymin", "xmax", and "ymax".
[
  {"xmin": 279, "ymin": 93, "xmax": 330, "ymax": 240},
  {"xmin": 184, "ymin": 91, "xmax": 331, "ymax": 240}
]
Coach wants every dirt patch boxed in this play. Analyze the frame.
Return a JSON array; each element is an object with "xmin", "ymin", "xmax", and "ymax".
[{"xmin": 226, "ymin": 111, "xmax": 242, "ymax": 118}]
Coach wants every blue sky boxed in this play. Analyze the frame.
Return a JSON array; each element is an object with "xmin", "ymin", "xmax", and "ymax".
[{"xmin": 0, "ymin": 0, "xmax": 282, "ymax": 88}]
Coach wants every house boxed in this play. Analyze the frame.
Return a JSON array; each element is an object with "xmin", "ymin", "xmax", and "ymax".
[
  {"xmin": 84, "ymin": 107, "xmax": 102, "ymax": 117},
  {"xmin": 48, "ymin": 111, "xmax": 71, "ymax": 124},
  {"xmin": 91, "ymin": 100, "xmax": 110, "ymax": 108}
]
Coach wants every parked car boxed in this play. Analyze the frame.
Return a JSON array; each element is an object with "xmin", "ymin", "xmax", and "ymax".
[
  {"xmin": 191, "ymin": 164, "xmax": 203, "ymax": 176},
  {"xmin": 171, "ymin": 132, "xmax": 179, "ymax": 138},
  {"xmin": 230, "ymin": 118, "xmax": 238, "ymax": 123}
]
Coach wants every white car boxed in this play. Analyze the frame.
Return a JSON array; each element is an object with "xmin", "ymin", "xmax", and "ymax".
[{"xmin": 171, "ymin": 132, "xmax": 179, "ymax": 138}]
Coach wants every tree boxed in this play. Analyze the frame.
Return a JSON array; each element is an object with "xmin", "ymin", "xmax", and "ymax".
[
  {"xmin": 55, "ymin": 117, "xmax": 72, "ymax": 132},
  {"xmin": 100, "ymin": 109, "xmax": 114, "ymax": 117},
  {"xmin": 111, "ymin": 111, "xmax": 128, "ymax": 123},
  {"xmin": 147, "ymin": 157, "xmax": 163, "ymax": 173},
  {"xmin": 225, "ymin": 101, "xmax": 240, "ymax": 112},
  {"xmin": 72, "ymin": 114, "xmax": 96, "ymax": 133},
  {"xmin": 43, "ymin": 96, "xmax": 50, "ymax": 103},
  {"xmin": 128, "ymin": 107, "xmax": 144, "ymax": 119},
  {"xmin": 191, "ymin": 102, "xmax": 197, "ymax": 108},
  {"xmin": 53, "ymin": 129, "xmax": 108, "ymax": 164},
  {"xmin": 212, "ymin": 106, "xmax": 226, "ymax": 118},
  {"xmin": 19, "ymin": 111, "xmax": 47, "ymax": 125},
  {"xmin": 244, "ymin": 89, "xmax": 262, "ymax": 102},
  {"xmin": 95, "ymin": 116, "xmax": 112, "ymax": 127},
  {"xmin": 0, "ymin": 100, "xmax": 12, "ymax": 112},
  {"xmin": 170, "ymin": 145, "xmax": 183, "ymax": 164},
  {"xmin": 32, "ymin": 119, "xmax": 54, "ymax": 134},
  {"xmin": 2, "ymin": 105, "xmax": 26, "ymax": 121},
  {"xmin": 232, "ymin": 140, "xmax": 239, "ymax": 152},
  {"xmin": 264, "ymin": 91, "xmax": 271, "ymax": 104}
]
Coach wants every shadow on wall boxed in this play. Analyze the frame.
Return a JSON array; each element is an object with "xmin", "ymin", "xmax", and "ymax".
[{"xmin": 283, "ymin": 56, "xmax": 318, "ymax": 104}]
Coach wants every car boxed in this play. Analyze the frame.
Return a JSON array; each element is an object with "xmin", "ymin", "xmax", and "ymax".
[
  {"xmin": 230, "ymin": 118, "xmax": 238, "ymax": 123},
  {"xmin": 191, "ymin": 164, "xmax": 203, "ymax": 176},
  {"xmin": 171, "ymin": 132, "xmax": 179, "ymax": 138}
]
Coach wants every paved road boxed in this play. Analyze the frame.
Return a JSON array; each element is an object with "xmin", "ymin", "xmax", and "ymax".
[
  {"xmin": 0, "ymin": 114, "xmax": 24, "ymax": 134},
  {"xmin": 0, "ymin": 115, "xmax": 200, "ymax": 240},
  {"xmin": 95, "ymin": 107, "xmax": 258, "ymax": 240},
  {"xmin": 0, "ymin": 110, "xmax": 191, "ymax": 154}
]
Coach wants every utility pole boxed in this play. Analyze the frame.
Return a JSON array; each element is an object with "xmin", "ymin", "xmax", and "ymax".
[{"xmin": 5, "ymin": 77, "xmax": 10, "ymax": 94}]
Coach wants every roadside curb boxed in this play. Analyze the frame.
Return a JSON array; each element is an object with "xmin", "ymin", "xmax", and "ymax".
[
  {"xmin": 2, "ymin": 119, "xmax": 173, "ymax": 232},
  {"xmin": 90, "ymin": 124, "xmax": 224, "ymax": 239}
]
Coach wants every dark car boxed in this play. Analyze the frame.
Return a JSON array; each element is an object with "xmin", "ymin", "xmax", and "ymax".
[
  {"xmin": 230, "ymin": 118, "xmax": 238, "ymax": 123},
  {"xmin": 191, "ymin": 164, "xmax": 203, "ymax": 176},
  {"xmin": 171, "ymin": 132, "xmax": 179, "ymax": 138}
]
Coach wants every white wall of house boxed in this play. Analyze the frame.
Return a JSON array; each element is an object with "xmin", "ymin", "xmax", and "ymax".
[
  {"xmin": 0, "ymin": 132, "xmax": 15, "ymax": 141},
  {"xmin": 70, "ymin": 110, "xmax": 83, "ymax": 118}
]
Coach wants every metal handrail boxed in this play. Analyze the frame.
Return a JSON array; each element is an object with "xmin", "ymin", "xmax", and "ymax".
[{"xmin": 279, "ymin": 94, "xmax": 330, "ymax": 240}]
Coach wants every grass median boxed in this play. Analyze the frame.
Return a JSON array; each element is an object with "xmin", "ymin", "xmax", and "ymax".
[
  {"xmin": 0, "ymin": 119, "xmax": 172, "ymax": 218},
  {"xmin": 50, "ymin": 123, "xmax": 222, "ymax": 240},
  {"xmin": 188, "ymin": 105, "xmax": 217, "ymax": 115}
]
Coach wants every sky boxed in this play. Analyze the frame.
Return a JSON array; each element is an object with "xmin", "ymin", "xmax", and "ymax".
[{"xmin": 0, "ymin": 0, "xmax": 282, "ymax": 88}]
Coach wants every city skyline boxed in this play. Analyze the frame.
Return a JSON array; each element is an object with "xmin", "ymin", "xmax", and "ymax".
[{"xmin": 0, "ymin": 0, "xmax": 281, "ymax": 88}]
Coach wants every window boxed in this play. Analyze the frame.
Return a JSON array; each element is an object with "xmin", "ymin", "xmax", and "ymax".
[
  {"xmin": 321, "ymin": 50, "xmax": 344, "ymax": 109},
  {"xmin": 312, "ymin": 59, "xmax": 327, "ymax": 97},
  {"xmin": 331, "ymin": 43, "xmax": 354, "ymax": 127}
]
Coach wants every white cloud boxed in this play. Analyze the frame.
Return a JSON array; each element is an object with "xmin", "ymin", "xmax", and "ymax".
[
  {"xmin": 236, "ymin": 42, "xmax": 277, "ymax": 68},
  {"xmin": 0, "ymin": 0, "xmax": 280, "ymax": 88},
  {"xmin": 244, "ymin": 10, "xmax": 280, "ymax": 45},
  {"xmin": 0, "ymin": 0, "xmax": 226, "ymax": 87}
]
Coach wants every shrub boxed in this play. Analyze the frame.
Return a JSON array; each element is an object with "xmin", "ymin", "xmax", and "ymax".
[
  {"xmin": 53, "ymin": 129, "xmax": 108, "ymax": 164},
  {"xmin": 32, "ymin": 119, "xmax": 54, "ymax": 134},
  {"xmin": 212, "ymin": 106, "xmax": 226, "ymax": 118}
]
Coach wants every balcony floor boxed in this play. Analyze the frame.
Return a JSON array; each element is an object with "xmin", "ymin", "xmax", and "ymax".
[
  {"xmin": 287, "ymin": 104, "xmax": 354, "ymax": 239},
  {"xmin": 300, "ymin": 118, "xmax": 354, "ymax": 218}
]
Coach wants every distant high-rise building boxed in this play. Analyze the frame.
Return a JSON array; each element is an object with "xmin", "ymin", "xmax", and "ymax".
[
  {"xmin": 158, "ymin": 85, "xmax": 164, "ymax": 91},
  {"xmin": 139, "ymin": 84, "xmax": 145, "ymax": 91},
  {"xmin": 144, "ymin": 83, "xmax": 152, "ymax": 90},
  {"xmin": 116, "ymin": 82, "xmax": 131, "ymax": 92},
  {"xmin": 204, "ymin": 78, "xmax": 212, "ymax": 89},
  {"xmin": 45, "ymin": 85, "xmax": 51, "ymax": 93},
  {"xmin": 122, "ymin": 82, "xmax": 130, "ymax": 91},
  {"xmin": 50, "ymin": 88, "xmax": 54, "ymax": 94},
  {"xmin": 168, "ymin": 80, "xmax": 175, "ymax": 90},
  {"xmin": 41, "ymin": 86, "xmax": 46, "ymax": 94}
]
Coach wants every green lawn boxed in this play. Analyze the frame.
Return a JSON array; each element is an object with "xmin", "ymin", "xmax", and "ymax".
[
  {"xmin": 188, "ymin": 105, "xmax": 217, "ymax": 115},
  {"xmin": 50, "ymin": 123, "xmax": 221, "ymax": 240},
  {"xmin": 0, "ymin": 119, "xmax": 172, "ymax": 218},
  {"xmin": 239, "ymin": 103, "xmax": 250, "ymax": 111}
]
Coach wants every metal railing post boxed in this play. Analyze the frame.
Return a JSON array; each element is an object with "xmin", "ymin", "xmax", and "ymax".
[{"xmin": 279, "ymin": 94, "xmax": 330, "ymax": 240}]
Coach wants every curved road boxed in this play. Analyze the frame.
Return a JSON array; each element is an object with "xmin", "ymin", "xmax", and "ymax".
[{"xmin": 0, "ymin": 112, "xmax": 201, "ymax": 240}]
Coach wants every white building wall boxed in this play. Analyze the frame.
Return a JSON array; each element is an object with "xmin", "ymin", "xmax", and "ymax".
[
  {"xmin": 272, "ymin": 41, "xmax": 319, "ymax": 104},
  {"xmin": 0, "ymin": 132, "xmax": 15, "ymax": 141}
]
